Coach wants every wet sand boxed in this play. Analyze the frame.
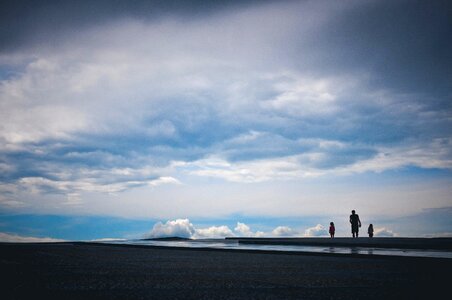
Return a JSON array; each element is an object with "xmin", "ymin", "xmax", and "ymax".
[
  {"xmin": 228, "ymin": 237, "xmax": 452, "ymax": 250},
  {"xmin": 1, "ymin": 242, "xmax": 451, "ymax": 299}
]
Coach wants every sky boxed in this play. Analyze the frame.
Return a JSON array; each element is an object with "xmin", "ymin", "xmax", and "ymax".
[{"xmin": 0, "ymin": 0, "xmax": 451, "ymax": 241}]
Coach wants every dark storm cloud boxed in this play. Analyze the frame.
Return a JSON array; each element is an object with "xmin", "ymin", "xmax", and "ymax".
[
  {"xmin": 292, "ymin": 0, "xmax": 452, "ymax": 97},
  {"xmin": 0, "ymin": 0, "xmax": 274, "ymax": 52},
  {"xmin": 2, "ymin": 0, "xmax": 450, "ymax": 100}
]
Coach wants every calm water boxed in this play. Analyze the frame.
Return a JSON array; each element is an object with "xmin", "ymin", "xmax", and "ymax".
[{"xmin": 101, "ymin": 239, "xmax": 452, "ymax": 259}]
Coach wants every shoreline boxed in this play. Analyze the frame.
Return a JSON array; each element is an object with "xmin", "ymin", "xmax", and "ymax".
[
  {"xmin": 4, "ymin": 236, "xmax": 452, "ymax": 260},
  {"xmin": 227, "ymin": 237, "xmax": 452, "ymax": 250},
  {"xmin": 76, "ymin": 241, "xmax": 452, "ymax": 260}
]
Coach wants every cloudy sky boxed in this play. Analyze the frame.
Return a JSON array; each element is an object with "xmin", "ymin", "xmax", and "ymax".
[{"xmin": 1, "ymin": 0, "xmax": 451, "ymax": 241}]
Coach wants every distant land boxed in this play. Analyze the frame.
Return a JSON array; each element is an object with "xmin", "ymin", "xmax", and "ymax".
[{"xmin": 142, "ymin": 236, "xmax": 191, "ymax": 241}]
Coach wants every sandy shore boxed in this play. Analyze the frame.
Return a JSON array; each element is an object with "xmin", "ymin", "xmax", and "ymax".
[{"xmin": 1, "ymin": 242, "xmax": 451, "ymax": 299}]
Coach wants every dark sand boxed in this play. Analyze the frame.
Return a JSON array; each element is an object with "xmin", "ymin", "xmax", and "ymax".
[{"xmin": 1, "ymin": 242, "xmax": 451, "ymax": 300}]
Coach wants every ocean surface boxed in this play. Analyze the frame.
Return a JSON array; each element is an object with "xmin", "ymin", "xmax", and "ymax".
[{"xmin": 100, "ymin": 239, "xmax": 452, "ymax": 259}]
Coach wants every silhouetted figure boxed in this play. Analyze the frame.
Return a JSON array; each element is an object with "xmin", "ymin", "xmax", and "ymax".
[
  {"xmin": 329, "ymin": 222, "xmax": 335, "ymax": 238},
  {"xmin": 349, "ymin": 210, "xmax": 361, "ymax": 238},
  {"xmin": 368, "ymin": 224, "xmax": 374, "ymax": 238}
]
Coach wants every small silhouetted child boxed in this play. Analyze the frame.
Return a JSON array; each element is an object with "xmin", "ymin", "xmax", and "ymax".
[
  {"xmin": 329, "ymin": 222, "xmax": 335, "ymax": 238},
  {"xmin": 368, "ymin": 224, "xmax": 374, "ymax": 238}
]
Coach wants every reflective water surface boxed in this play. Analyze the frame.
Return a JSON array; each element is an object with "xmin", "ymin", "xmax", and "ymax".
[{"xmin": 101, "ymin": 239, "xmax": 452, "ymax": 259}]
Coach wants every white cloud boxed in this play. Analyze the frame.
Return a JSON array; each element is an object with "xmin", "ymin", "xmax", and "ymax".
[
  {"xmin": 304, "ymin": 224, "xmax": 328, "ymax": 237},
  {"xmin": 271, "ymin": 226, "xmax": 298, "ymax": 237},
  {"xmin": 234, "ymin": 222, "xmax": 265, "ymax": 237},
  {"xmin": 145, "ymin": 219, "xmax": 196, "ymax": 239},
  {"xmin": 145, "ymin": 219, "xmax": 294, "ymax": 239},
  {"xmin": 145, "ymin": 219, "xmax": 235, "ymax": 239},
  {"xmin": 234, "ymin": 222, "xmax": 253, "ymax": 236},
  {"xmin": 0, "ymin": 232, "xmax": 64, "ymax": 243},
  {"xmin": 17, "ymin": 174, "xmax": 179, "ymax": 195},
  {"xmin": 178, "ymin": 137, "xmax": 452, "ymax": 184},
  {"xmin": 336, "ymin": 138, "xmax": 452, "ymax": 175},
  {"xmin": 195, "ymin": 226, "xmax": 234, "ymax": 238},
  {"xmin": 149, "ymin": 176, "xmax": 181, "ymax": 187},
  {"xmin": 374, "ymin": 227, "xmax": 397, "ymax": 237},
  {"xmin": 261, "ymin": 75, "xmax": 355, "ymax": 117},
  {"xmin": 181, "ymin": 154, "xmax": 317, "ymax": 183}
]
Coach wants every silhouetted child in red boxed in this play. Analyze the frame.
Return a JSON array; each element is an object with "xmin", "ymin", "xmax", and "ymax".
[
  {"xmin": 329, "ymin": 222, "xmax": 335, "ymax": 238},
  {"xmin": 368, "ymin": 224, "xmax": 374, "ymax": 238}
]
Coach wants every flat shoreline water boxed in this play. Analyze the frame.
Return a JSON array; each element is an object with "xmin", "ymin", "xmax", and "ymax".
[
  {"xmin": 116, "ymin": 237, "xmax": 452, "ymax": 259},
  {"xmin": 227, "ymin": 237, "xmax": 452, "ymax": 250},
  {"xmin": 101, "ymin": 238, "xmax": 452, "ymax": 259},
  {"xmin": 1, "ymin": 242, "xmax": 451, "ymax": 299}
]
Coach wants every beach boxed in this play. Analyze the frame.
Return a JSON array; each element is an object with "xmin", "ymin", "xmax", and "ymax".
[{"xmin": 1, "ymin": 242, "xmax": 451, "ymax": 299}]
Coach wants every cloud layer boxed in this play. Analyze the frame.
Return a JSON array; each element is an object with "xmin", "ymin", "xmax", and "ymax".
[
  {"xmin": 145, "ymin": 218, "xmax": 403, "ymax": 239},
  {"xmin": 0, "ymin": 0, "xmax": 451, "ymax": 224},
  {"xmin": 0, "ymin": 232, "xmax": 64, "ymax": 243},
  {"xmin": 146, "ymin": 219, "xmax": 303, "ymax": 239}
]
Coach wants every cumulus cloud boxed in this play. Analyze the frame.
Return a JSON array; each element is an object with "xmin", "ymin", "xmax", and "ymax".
[
  {"xmin": 145, "ymin": 219, "xmax": 196, "ymax": 239},
  {"xmin": 374, "ymin": 227, "xmax": 397, "ymax": 237},
  {"xmin": 145, "ymin": 219, "xmax": 237, "ymax": 239},
  {"xmin": 271, "ymin": 226, "xmax": 298, "ymax": 237},
  {"xmin": 304, "ymin": 224, "xmax": 328, "ymax": 237},
  {"xmin": 234, "ymin": 222, "xmax": 265, "ymax": 237},
  {"xmin": 0, "ymin": 232, "xmax": 64, "ymax": 243},
  {"xmin": 195, "ymin": 222, "xmax": 297, "ymax": 238},
  {"xmin": 194, "ymin": 226, "xmax": 234, "ymax": 238},
  {"xmin": 234, "ymin": 222, "xmax": 254, "ymax": 236},
  {"xmin": 145, "ymin": 219, "xmax": 297, "ymax": 239}
]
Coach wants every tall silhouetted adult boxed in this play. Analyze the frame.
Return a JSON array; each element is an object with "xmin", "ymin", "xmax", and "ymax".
[{"xmin": 349, "ymin": 210, "xmax": 361, "ymax": 238}]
